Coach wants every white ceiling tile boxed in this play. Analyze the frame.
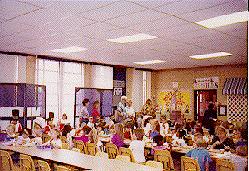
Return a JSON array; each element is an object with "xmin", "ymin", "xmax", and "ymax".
[
  {"xmin": 128, "ymin": 15, "xmax": 188, "ymax": 32},
  {"xmin": 149, "ymin": 23, "xmax": 204, "ymax": 39},
  {"xmin": 105, "ymin": 9, "xmax": 168, "ymax": 28},
  {"xmin": 156, "ymin": 0, "xmax": 233, "ymax": 15},
  {"xmin": 0, "ymin": 0, "xmax": 247, "ymax": 70},
  {"xmin": 1, "ymin": 0, "xmax": 40, "ymax": 20},
  {"xmin": 179, "ymin": 0, "xmax": 248, "ymax": 22},
  {"xmin": 126, "ymin": 0, "xmax": 181, "ymax": 9},
  {"xmin": 79, "ymin": 1, "xmax": 146, "ymax": 22},
  {"xmin": 215, "ymin": 22, "xmax": 248, "ymax": 39}
]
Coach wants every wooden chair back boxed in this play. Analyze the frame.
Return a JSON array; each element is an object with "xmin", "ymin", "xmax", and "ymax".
[
  {"xmin": 60, "ymin": 136, "xmax": 67, "ymax": 143},
  {"xmin": 42, "ymin": 134, "xmax": 51, "ymax": 143},
  {"xmin": 62, "ymin": 143, "xmax": 70, "ymax": 150},
  {"xmin": 0, "ymin": 150, "xmax": 14, "ymax": 171},
  {"xmin": 116, "ymin": 155, "xmax": 130, "ymax": 162},
  {"xmin": 181, "ymin": 156, "xmax": 201, "ymax": 171},
  {"xmin": 216, "ymin": 158, "xmax": 235, "ymax": 171},
  {"xmin": 55, "ymin": 165, "xmax": 72, "ymax": 171},
  {"xmin": 74, "ymin": 140, "xmax": 86, "ymax": 153},
  {"xmin": 154, "ymin": 149, "xmax": 174, "ymax": 171},
  {"xmin": 106, "ymin": 143, "xmax": 119, "ymax": 159},
  {"xmin": 119, "ymin": 147, "xmax": 135, "ymax": 162},
  {"xmin": 86, "ymin": 143, "xmax": 97, "ymax": 156},
  {"xmin": 20, "ymin": 154, "xmax": 36, "ymax": 171},
  {"xmin": 37, "ymin": 160, "xmax": 51, "ymax": 171},
  {"xmin": 146, "ymin": 161, "xmax": 163, "ymax": 170}
]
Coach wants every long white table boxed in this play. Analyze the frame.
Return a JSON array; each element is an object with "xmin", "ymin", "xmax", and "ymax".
[{"xmin": 0, "ymin": 145, "xmax": 161, "ymax": 171}]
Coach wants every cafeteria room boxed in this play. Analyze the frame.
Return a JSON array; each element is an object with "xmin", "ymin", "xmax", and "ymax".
[{"xmin": 0, "ymin": 0, "xmax": 248, "ymax": 171}]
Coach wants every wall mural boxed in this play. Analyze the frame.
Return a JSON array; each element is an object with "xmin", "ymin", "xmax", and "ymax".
[{"xmin": 158, "ymin": 91, "xmax": 191, "ymax": 116}]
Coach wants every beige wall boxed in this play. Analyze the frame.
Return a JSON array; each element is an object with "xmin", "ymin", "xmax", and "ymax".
[
  {"xmin": 26, "ymin": 56, "xmax": 36, "ymax": 84},
  {"xmin": 151, "ymin": 64, "xmax": 248, "ymax": 121}
]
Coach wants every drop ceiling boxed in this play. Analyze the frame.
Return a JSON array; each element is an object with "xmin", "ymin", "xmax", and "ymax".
[{"xmin": 0, "ymin": 0, "xmax": 248, "ymax": 70}]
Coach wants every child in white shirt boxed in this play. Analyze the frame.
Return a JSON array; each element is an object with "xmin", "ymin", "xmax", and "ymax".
[
  {"xmin": 129, "ymin": 130, "xmax": 146, "ymax": 163},
  {"xmin": 42, "ymin": 129, "xmax": 62, "ymax": 149}
]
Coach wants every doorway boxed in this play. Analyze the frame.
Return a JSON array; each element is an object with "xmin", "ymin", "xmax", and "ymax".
[{"xmin": 194, "ymin": 90, "xmax": 217, "ymax": 122}]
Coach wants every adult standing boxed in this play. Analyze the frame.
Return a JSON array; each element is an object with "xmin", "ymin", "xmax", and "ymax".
[
  {"xmin": 115, "ymin": 96, "xmax": 127, "ymax": 123},
  {"xmin": 91, "ymin": 100, "xmax": 101, "ymax": 123},
  {"xmin": 80, "ymin": 98, "xmax": 90, "ymax": 126},
  {"xmin": 202, "ymin": 102, "xmax": 217, "ymax": 135}
]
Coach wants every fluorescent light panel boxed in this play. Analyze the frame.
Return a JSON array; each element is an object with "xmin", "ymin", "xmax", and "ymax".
[
  {"xmin": 196, "ymin": 11, "xmax": 248, "ymax": 28},
  {"xmin": 107, "ymin": 33, "xmax": 157, "ymax": 43},
  {"xmin": 134, "ymin": 60, "xmax": 165, "ymax": 65},
  {"xmin": 190, "ymin": 52, "xmax": 232, "ymax": 59},
  {"xmin": 51, "ymin": 46, "xmax": 87, "ymax": 53}
]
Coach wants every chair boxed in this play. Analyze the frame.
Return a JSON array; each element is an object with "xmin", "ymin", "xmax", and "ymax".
[
  {"xmin": 74, "ymin": 140, "xmax": 86, "ymax": 153},
  {"xmin": 154, "ymin": 149, "xmax": 174, "ymax": 171},
  {"xmin": 20, "ymin": 154, "xmax": 36, "ymax": 171},
  {"xmin": 95, "ymin": 151, "xmax": 109, "ymax": 159},
  {"xmin": 86, "ymin": 143, "xmax": 97, "ymax": 156},
  {"xmin": 42, "ymin": 134, "xmax": 51, "ymax": 143},
  {"xmin": 146, "ymin": 161, "xmax": 163, "ymax": 170},
  {"xmin": 216, "ymin": 158, "xmax": 235, "ymax": 171},
  {"xmin": 60, "ymin": 136, "xmax": 67, "ymax": 143},
  {"xmin": 62, "ymin": 143, "xmax": 70, "ymax": 150},
  {"xmin": 116, "ymin": 155, "xmax": 131, "ymax": 162},
  {"xmin": 106, "ymin": 143, "xmax": 119, "ymax": 159},
  {"xmin": 0, "ymin": 150, "xmax": 18, "ymax": 171},
  {"xmin": 119, "ymin": 147, "xmax": 135, "ymax": 162},
  {"xmin": 37, "ymin": 160, "xmax": 51, "ymax": 171},
  {"xmin": 181, "ymin": 156, "xmax": 200, "ymax": 171},
  {"xmin": 55, "ymin": 165, "xmax": 72, "ymax": 171},
  {"xmin": 71, "ymin": 148, "xmax": 81, "ymax": 152}
]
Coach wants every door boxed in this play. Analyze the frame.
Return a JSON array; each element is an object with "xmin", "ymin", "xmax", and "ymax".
[{"xmin": 194, "ymin": 90, "xmax": 217, "ymax": 122}]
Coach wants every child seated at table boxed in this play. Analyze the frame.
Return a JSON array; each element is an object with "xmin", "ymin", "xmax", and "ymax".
[
  {"xmin": 89, "ymin": 128, "xmax": 103, "ymax": 151},
  {"xmin": 44, "ymin": 118, "xmax": 54, "ymax": 134},
  {"xmin": 16, "ymin": 129, "xmax": 30, "ymax": 145},
  {"xmin": 211, "ymin": 126, "xmax": 235, "ymax": 150},
  {"xmin": 87, "ymin": 117, "xmax": 95, "ymax": 128},
  {"xmin": 186, "ymin": 134, "xmax": 212, "ymax": 171},
  {"xmin": 111, "ymin": 123, "xmax": 124, "ymax": 148},
  {"xmin": 3, "ymin": 124, "xmax": 17, "ymax": 145},
  {"xmin": 149, "ymin": 120, "xmax": 160, "ymax": 139},
  {"xmin": 129, "ymin": 129, "xmax": 146, "ymax": 163},
  {"xmin": 124, "ymin": 123, "xmax": 132, "ymax": 140},
  {"xmin": 172, "ymin": 131, "xmax": 187, "ymax": 147},
  {"xmin": 151, "ymin": 135, "xmax": 168, "ymax": 155},
  {"xmin": 75, "ymin": 125, "xmax": 92, "ymax": 143},
  {"xmin": 42, "ymin": 129, "xmax": 62, "ymax": 149}
]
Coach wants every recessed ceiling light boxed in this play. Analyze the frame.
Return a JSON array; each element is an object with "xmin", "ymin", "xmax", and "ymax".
[
  {"xmin": 51, "ymin": 46, "xmax": 87, "ymax": 53},
  {"xmin": 190, "ymin": 52, "xmax": 232, "ymax": 59},
  {"xmin": 107, "ymin": 33, "xmax": 157, "ymax": 43},
  {"xmin": 196, "ymin": 11, "xmax": 248, "ymax": 28},
  {"xmin": 134, "ymin": 60, "xmax": 165, "ymax": 65}
]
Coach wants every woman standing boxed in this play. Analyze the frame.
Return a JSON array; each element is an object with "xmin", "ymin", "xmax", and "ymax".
[
  {"xmin": 80, "ymin": 99, "xmax": 90, "ymax": 126},
  {"xmin": 91, "ymin": 101, "xmax": 101, "ymax": 123}
]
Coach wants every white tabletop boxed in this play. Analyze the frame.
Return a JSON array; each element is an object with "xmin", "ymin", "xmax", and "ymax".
[{"xmin": 0, "ymin": 144, "xmax": 161, "ymax": 171}]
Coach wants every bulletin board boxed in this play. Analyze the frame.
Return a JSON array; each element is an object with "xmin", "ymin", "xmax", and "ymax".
[
  {"xmin": 158, "ymin": 91, "xmax": 191, "ymax": 115},
  {"xmin": 74, "ymin": 88, "xmax": 113, "ymax": 127}
]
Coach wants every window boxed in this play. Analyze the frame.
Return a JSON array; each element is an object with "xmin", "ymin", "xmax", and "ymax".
[
  {"xmin": 142, "ymin": 71, "xmax": 151, "ymax": 105},
  {"xmin": 36, "ymin": 59, "xmax": 84, "ymax": 125},
  {"xmin": 61, "ymin": 62, "xmax": 84, "ymax": 126}
]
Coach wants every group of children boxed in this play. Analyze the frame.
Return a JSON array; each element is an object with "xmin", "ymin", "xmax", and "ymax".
[{"xmin": 2, "ymin": 110, "xmax": 248, "ymax": 171}]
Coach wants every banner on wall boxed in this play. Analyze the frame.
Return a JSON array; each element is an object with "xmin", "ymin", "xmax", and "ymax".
[
  {"xmin": 194, "ymin": 77, "xmax": 219, "ymax": 89},
  {"xmin": 158, "ymin": 91, "xmax": 190, "ymax": 115}
]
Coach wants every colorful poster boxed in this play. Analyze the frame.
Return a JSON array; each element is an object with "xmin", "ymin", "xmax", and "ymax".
[{"xmin": 158, "ymin": 91, "xmax": 190, "ymax": 115}]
